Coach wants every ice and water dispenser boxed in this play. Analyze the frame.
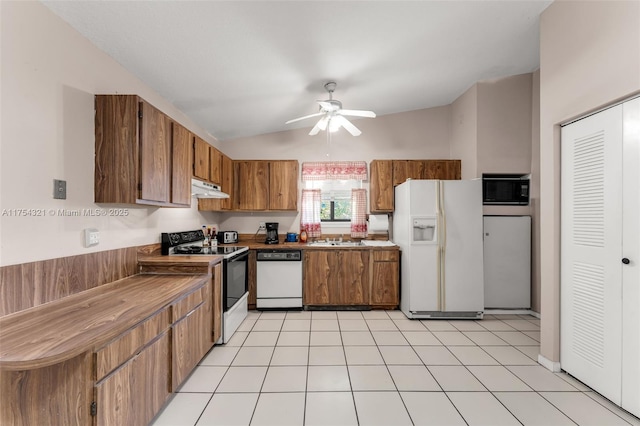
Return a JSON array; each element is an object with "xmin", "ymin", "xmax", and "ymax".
[{"xmin": 412, "ymin": 217, "xmax": 437, "ymax": 243}]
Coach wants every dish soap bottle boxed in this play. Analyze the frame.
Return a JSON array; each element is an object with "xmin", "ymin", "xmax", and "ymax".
[{"xmin": 300, "ymin": 229, "xmax": 307, "ymax": 243}]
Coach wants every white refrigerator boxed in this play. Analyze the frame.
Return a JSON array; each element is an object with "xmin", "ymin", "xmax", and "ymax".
[{"xmin": 393, "ymin": 179, "xmax": 484, "ymax": 319}]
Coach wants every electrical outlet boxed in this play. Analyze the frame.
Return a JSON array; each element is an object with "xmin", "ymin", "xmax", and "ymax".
[
  {"xmin": 84, "ymin": 228, "xmax": 99, "ymax": 247},
  {"xmin": 259, "ymin": 222, "xmax": 266, "ymax": 230},
  {"xmin": 53, "ymin": 179, "xmax": 67, "ymax": 199}
]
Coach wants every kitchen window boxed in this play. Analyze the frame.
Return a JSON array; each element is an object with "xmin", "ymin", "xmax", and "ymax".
[
  {"xmin": 305, "ymin": 180, "xmax": 360, "ymax": 222},
  {"xmin": 301, "ymin": 161, "xmax": 368, "ymax": 237}
]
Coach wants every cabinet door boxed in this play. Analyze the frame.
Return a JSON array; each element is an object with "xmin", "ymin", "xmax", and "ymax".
[
  {"xmin": 220, "ymin": 154, "xmax": 234, "ymax": 210},
  {"xmin": 392, "ymin": 160, "xmax": 424, "ymax": 186},
  {"xmin": 269, "ymin": 160, "xmax": 298, "ymax": 210},
  {"xmin": 197, "ymin": 154, "xmax": 233, "ymax": 212},
  {"xmin": 213, "ymin": 263, "xmax": 223, "ymax": 342},
  {"xmin": 370, "ymin": 160, "xmax": 394, "ymax": 212},
  {"xmin": 193, "ymin": 136, "xmax": 210, "ymax": 180},
  {"xmin": 95, "ymin": 333, "xmax": 170, "ymax": 426},
  {"xmin": 94, "ymin": 95, "xmax": 139, "ymax": 204},
  {"xmin": 171, "ymin": 123, "xmax": 192, "ymax": 206},
  {"xmin": 172, "ymin": 301, "xmax": 213, "ymax": 390},
  {"xmin": 1, "ymin": 352, "xmax": 93, "ymax": 426},
  {"xmin": 304, "ymin": 251, "xmax": 337, "ymax": 305},
  {"xmin": 338, "ymin": 251, "xmax": 369, "ymax": 305},
  {"xmin": 139, "ymin": 101, "xmax": 171, "ymax": 203},
  {"xmin": 235, "ymin": 161, "xmax": 268, "ymax": 210},
  {"xmin": 423, "ymin": 160, "xmax": 461, "ymax": 180},
  {"xmin": 370, "ymin": 250, "xmax": 399, "ymax": 306},
  {"xmin": 247, "ymin": 250, "xmax": 257, "ymax": 307},
  {"xmin": 209, "ymin": 147, "xmax": 222, "ymax": 185}
]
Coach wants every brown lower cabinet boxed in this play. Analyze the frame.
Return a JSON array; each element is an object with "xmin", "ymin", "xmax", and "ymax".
[
  {"xmin": 303, "ymin": 250, "xmax": 370, "ymax": 306},
  {"xmin": 303, "ymin": 249, "xmax": 399, "ymax": 308},
  {"xmin": 171, "ymin": 285, "xmax": 212, "ymax": 391},
  {"xmin": 93, "ymin": 284, "xmax": 214, "ymax": 426},
  {"xmin": 370, "ymin": 250, "xmax": 400, "ymax": 307},
  {"xmin": 95, "ymin": 332, "xmax": 171, "ymax": 426}
]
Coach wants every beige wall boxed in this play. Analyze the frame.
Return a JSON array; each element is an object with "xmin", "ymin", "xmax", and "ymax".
[
  {"xmin": 450, "ymin": 74, "xmax": 538, "ymax": 309},
  {"xmin": 530, "ymin": 69, "xmax": 541, "ymax": 313},
  {"xmin": 539, "ymin": 0, "xmax": 640, "ymax": 364},
  {"xmin": 477, "ymin": 74, "xmax": 533, "ymax": 175},
  {"xmin": 221, "ymin": 105, "xmax": 453, "ymax": 163},
  {"xmin": 219, "ymin": 105, "xmax": 453, "ymax": 234},
  {"xmin": 0, "ymin": 2, "xmax": 221, "ymax": 266},
  {"xmin": 450, "ymin": 84, "xmax": 478, "ymax": 179}
]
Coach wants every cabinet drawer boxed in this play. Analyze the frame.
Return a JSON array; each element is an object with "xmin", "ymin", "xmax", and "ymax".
[
  {"xmin": 172, "ymin": 285, "xmax": 207, "ymax": 322},
  {"xmin": 373, "ymin": 250, "xmax": 399, "ymax": 262},
  {"xmin": 95, "ymin": 308, "xmax": 170, "ymax": 381},
  {"xmin": 95, "ymin": 332, "xmax": 171, "ymax": 426},
  {"xmin": 172, "ymin": 302, "xmax": 212, "ymax": 390}
]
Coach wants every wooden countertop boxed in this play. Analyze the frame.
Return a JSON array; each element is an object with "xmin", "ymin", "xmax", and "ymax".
[
  {"xmin": 230, "ymin": 240, "xmax": 400, "ymax": 251},
  {"xmin": 137, "ymin": 254, "xmax": 225, "ymax": 266},
  {"xmin": 0, "ymin": 274, "xmax": 209, "ymax": 371}
]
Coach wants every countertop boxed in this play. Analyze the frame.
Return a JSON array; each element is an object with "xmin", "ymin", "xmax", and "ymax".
[
  {"xmin": 224, "ymin": 239, "xmax": 399, "ymax": 251},
  {"xmin": 0, "ymin": 274, "xmax": 209, "ymax": 371}
]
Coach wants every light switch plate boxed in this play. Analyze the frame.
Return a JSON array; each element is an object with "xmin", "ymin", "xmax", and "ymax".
[
  {"xmin": 53, "ymin": 179, "xmax": 67, "ymax": 199},
  {"xmin": 84, "ymin": 228, "xmax": 99, "ymax": 247}
]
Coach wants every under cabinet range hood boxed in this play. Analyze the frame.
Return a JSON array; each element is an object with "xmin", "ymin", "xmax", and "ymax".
[{"xmin": 191, "ymin": 178, "xmax": 229, "ymax": 199}]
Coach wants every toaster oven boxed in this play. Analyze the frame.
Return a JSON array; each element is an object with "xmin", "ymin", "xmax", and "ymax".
[{"xmin": 217, "ymin": 231, "xmax": 239, "ymax": 244}]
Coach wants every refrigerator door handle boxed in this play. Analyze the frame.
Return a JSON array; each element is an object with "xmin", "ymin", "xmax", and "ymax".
[{"xmin": 438, "ymin": 181, "xmax": 446, "ymax": 311}]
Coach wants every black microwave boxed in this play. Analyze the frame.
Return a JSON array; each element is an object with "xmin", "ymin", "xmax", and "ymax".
[{"xmin": 482, "ymin": 174, "xmax": 530, "ymax": 205}]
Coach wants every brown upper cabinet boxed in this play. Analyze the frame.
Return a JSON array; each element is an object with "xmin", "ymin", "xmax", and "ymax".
[
  {"xmin": 209, "ymin": 147, "xmax": 223, "ymax": 185},
  {"xmin": 234, "ymin": 160, "xmax": 269, "ymax": 210},
  {"xmin": 95, "ymin": 95, "xmax": 190, "ymax": 207},
  {"xmin": 269, "ymin": 160, "xmax": 298, "ymax": 210},
  {"xmin": 171, "ymin": 123, "xmax": 193, "ymax": 206},
  {"xmin": 370, "ymin": 159, "xmax": 461, "ymax": 212},
  {"xmin": 370, "ymin": 160, "xmax": 394, "ymax": 212},
  {"xmin": 203, "ymin": 160, "xmax": 298, "ymax": 212},
  {"xmin": 193, "ymin": 136, "xmax": 210, "ymax": 181},
  {"xmin": 193, "ymin": 137, "xmax": 222, "ymax": 185},
  {"xmin": 197, "ymin": 153, "xmax": 234, "ymax": 211}
]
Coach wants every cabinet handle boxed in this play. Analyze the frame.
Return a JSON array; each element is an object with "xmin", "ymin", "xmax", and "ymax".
[{"xmin": 622, "ymin": 258, "xmax": 630, "ymax": 265}]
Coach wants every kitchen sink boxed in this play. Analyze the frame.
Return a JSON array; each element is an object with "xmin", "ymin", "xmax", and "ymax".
[{"xmin": 306, "ymin": 240, "xmax": 364, "ymax": 247}]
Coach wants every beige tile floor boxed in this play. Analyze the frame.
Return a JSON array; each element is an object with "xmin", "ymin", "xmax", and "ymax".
[{"xmin": 151, "ymin": 311, "xmax": 640, "ymax": 426}]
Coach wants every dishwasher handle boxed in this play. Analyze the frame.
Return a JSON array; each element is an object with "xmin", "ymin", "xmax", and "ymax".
[{"xmin": 256, "ymin": 250, "xmax": 302, "ymax": 261}]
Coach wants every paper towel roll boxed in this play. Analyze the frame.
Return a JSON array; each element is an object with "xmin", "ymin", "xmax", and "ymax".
[{"xmin": 368, "ymin": 214, "xmax": 389, "ymax": 232}]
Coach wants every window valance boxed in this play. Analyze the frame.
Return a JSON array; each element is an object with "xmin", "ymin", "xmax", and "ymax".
[{"xmin": 301, "ymin": 161, "xmax": 368, "ymax": 181}]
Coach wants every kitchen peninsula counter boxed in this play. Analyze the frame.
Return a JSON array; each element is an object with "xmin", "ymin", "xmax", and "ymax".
[{"xmin": 0, "ymin": 273, "xmax": 210, "ymax": 371}]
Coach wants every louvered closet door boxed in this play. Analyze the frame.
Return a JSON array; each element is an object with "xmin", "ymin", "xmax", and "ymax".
[
  {"xmin": 621, "ymin": 97, "xmax": 640, "ymax": 417},
  {"xmin": 561, "ymin": 104, "xmax": 623, "ymax": 405}
]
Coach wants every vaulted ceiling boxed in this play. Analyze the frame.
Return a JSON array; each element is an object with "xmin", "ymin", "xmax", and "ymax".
[{"xmin": 43, "ymin": 1, "xmax": 552, "ymax": 141}]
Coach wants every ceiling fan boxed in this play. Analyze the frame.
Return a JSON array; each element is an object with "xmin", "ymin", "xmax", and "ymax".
[{"xmin": 286, "ymin": 82, "xmax": 376, "ymax": 136}]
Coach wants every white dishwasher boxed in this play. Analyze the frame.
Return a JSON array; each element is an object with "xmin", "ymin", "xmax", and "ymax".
[{"xmin": 256, "ymin": 249, "xmax": 303, "ymax": 309}]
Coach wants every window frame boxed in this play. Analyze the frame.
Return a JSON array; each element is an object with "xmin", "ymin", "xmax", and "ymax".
[{"xmin": 321, "ymin": 199, "xmax": 351, "ymax": 223}]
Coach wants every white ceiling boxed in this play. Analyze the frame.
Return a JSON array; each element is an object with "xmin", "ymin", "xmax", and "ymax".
[{"xmin": 43, "ymin": 1, "xmax": 552, "ymax": 141}]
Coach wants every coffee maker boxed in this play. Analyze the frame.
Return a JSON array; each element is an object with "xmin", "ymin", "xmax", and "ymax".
[{"xmin": 265, "ymin": 222, "xmax": 279, "ymax": 244}]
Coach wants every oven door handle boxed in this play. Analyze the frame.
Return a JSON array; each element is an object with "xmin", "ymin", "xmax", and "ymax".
[{"xmin": 227, "ymin": 251, "xmax": 249, "ymax": 263}]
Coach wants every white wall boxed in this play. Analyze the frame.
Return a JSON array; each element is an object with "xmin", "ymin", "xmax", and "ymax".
[
  {"xmin": 0, "ymin": 2, "xmax": 221, "ymax": 266},
  {"xmin": 539, "ymin": 0, "xmax": 640, "ymax": 363}
]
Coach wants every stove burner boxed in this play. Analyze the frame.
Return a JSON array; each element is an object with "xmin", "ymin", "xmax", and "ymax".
[{"xmin": 175, "ymin": 245, "xmax": 203, "ymax": 254}]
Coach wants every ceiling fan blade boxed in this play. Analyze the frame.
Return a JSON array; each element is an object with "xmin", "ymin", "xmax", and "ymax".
[
  {"xmin": 285, "ymin": 112, "xmax": 324, "ymax": 124},
  {"xmin": 309, "ymin": 116, "xmax": 328, "ymax": 136},
  {"xmin": 339, "ymin": 109, "xmax": 376, "ymax": 118},
  {"xmin": 317, "ymin": 116, "xmax": 329, "ymax": 131},
  {"xmin": 318, "ymin": 101, "xmax": 340, "ymax": 112},
  {"xmin": 338, "ymin": 116, "xmax": 362, "ymax": 136}
]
